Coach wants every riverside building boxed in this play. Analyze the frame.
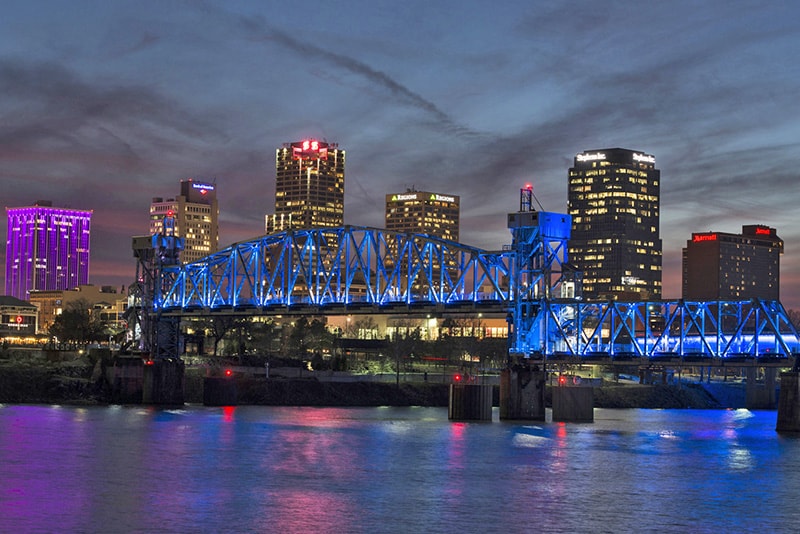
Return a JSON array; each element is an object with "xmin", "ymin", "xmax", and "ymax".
[
  {"xmin": 682, "ymin": 225, "xmax": 782, "ymax": 301},
  {"xmin": 567, "ymin": 148, "xmax": 662, "ymax": 301},
  {"xmin": 266, "ymin": 140, "xmax": 345, "ymax": 233},
  {"xmin": 149, "ymin": 179, "xmax": 219, "ymax": 264},
  {"xmin": 5, "ymin": 201, "xmax": 92, "ymax": 300}
]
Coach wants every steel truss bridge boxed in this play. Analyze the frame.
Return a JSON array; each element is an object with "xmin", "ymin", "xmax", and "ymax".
[{"xmin": 138, "ymin": 217, "xmax": 800, "ymax": 363}]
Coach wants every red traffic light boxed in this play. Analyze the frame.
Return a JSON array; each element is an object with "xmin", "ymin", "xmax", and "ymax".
[
  {"xmin": 558, "ymin": 374, "xmax": 567, "ymax": 386},
  {"xmin": 453, "ymin": 373, "xmax": 463, "ymax": 383},
  {"xmin": 224, "ymin": 369, "xmax": 233, "ymax": 378}
]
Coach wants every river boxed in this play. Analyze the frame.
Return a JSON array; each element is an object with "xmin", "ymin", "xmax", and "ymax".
[{"xmin": 1, "ymin": 404, "xmax": 799, "ymax": 533}]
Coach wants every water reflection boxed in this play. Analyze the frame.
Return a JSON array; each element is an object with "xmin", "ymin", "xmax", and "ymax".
[{"xmin": 2, "ymin": 405, "xmax": 800, "ymax": 533}]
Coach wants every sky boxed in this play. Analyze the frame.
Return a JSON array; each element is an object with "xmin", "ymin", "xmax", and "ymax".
[{"xmin": 2, "ymin": 0, "xmax": 800, "ymax": 309}]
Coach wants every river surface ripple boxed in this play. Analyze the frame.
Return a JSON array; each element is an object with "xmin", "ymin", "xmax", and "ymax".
[{"xmin": 1, "ymin": 405, "xmax": 799, "ymax": 533}]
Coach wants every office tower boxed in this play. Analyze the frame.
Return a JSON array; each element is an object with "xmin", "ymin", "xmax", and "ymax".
[
  {"xmin": 266, "ymin": 139, "xmax": 345, "ymax": 234},
  {"xmin": 567, "ymin": 148, "xmax": 662, "ymax": 301},
  {"xmin": 149, "ymin": 179, "xmax": 219, "ymax": 264},
  {"xmin": 385, "ymin": 189, "xmax": 460, "ymax": 241},
  {"xmin": 682, "ymin": 225, "xmax": 782, "ymax": 301},
  {"xmin": 5, "ymin": 201, "xmax": 92, "ymax": 300}
]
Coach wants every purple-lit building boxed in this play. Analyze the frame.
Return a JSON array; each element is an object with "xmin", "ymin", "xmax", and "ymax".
[{"xmin": 5, "ymin": 201, "xmax": 92, "ymax": 300}]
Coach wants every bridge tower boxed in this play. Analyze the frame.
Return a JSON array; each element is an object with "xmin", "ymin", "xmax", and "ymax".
[
  {"xmin": 507, "ymin": 186, "xmax": 574, "ymax": 357},
  {"xmin": 500, "ymin": 187, "xmax": 575, "ymax": 420},
  {"xmin": 128, "ymin": 213, "xmax": 185, "ymax": 404}
]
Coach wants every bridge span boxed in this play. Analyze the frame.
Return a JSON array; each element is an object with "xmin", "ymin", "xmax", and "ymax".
[{"xmin": 131, "ymin": 218, "xmax": 799, "ymax": 363}]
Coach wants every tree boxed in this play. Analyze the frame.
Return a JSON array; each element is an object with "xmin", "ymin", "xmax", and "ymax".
[
  {"xmin": 49, "ymin": 298, "xmax": 108, "ymax": 346},
  {"xmin": 388, "ymin": 322, "xmax": 422, "ymax": 386},
  {"xmin": 195, "ymin": 316, "xmax": 249, "ymax": 356},
  {"xmin": 287, "ymin": 316, "xmax": 335, "ymax": 359}
]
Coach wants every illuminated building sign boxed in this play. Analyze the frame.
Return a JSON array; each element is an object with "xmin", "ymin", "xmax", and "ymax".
[
  {"xmin": 393, "ymin": 193, "xmax": 419, "ymax": 201},
  {"xmin": 430, "ymin": 194, "xmax": 455, "ymax": 203},
  {"xmin": 292, "ymin": 139, "xmax": 329, "ymax": 161},
  {"xmin": 633, "ymin": 153, "xmax": 655, "ymax": 164},
  {"xmin": 755, "ymin": 227, "xmax": 771, "ymax": 236},
  {"xmin": 191, "ymin": 183, "xmax": 215, "ymax": 191},
  {"xmin": 576, "ymin": 152, "xmax": 606, "ymax": 162},
  {"xmin": 693, "ymin": 233, "xmax": 718, "ymax": 243}
]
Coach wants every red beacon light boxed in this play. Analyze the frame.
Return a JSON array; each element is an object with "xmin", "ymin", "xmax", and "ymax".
[
  {"xmin": 558, "ymin": 374, "xmax": 568, "ymax": 386},
  {"xmin": 144, "ymin": 359, "xmax": 155, "ymax": 366},
  {"xmin": 453, "ymin": 373, "xmax": 463, "ymax": 383},
  {"xmin": 224, "ymin": 369, "xmax": 233, "ymax": 378}
]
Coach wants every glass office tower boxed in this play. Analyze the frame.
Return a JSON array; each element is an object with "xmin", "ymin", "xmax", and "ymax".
[{"xmin": 568, "ymin": 148, "xmax": 661, "ymax": 301}]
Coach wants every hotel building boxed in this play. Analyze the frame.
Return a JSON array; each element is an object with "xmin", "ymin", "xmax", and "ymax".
[
  {"xmin": 266, "ymin": 140, "xmax": 345, "ymax": 233},
  {"xmin": 149, "ymin": 179, "xmax": 219, "ymax": 264},
  {"xmin": 567, "ymin": 148, "xmax": 662, "ymax": 301},
  {"xmin": 5, "ymin": 201, "xmax": 92, "ymax": 300},
  {"xmin": 682, "ymin": 225, "xmax": 782, "ymax": 301}
]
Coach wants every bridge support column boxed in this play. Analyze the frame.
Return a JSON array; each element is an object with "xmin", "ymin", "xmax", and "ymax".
[
  {"xmin": 745, "ymin": 367, "xmax": 777, "ymax": 410},
  {"xmin": 499, "ymin": 364, "xmax": 545, "ymax": 421},
  {"xmin": 448, "ymin": 384, "xmax": 492, "ymax": 421},
  {"xmin": 204, "ymin": 376, "xmax": 238, "ymax": 406},
  {"xmin": 109, "ymin": 356, "xmax": 144, "ymax": 403},
  {"xmin": 142, "ymin": 358, "xmax": 185, "ymax": 405},
  {"xmin": 552, "ymin": 385, "xmax": 594, "ymax": 423},
  {"xmin": 777, "ymin": 372, "xmax": 800, "ymax": 432}
]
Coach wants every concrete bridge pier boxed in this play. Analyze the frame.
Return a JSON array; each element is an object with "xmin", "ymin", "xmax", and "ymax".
[
  {"xmin": 499, "ymin": 362, "xmax": 546, "ymax": 421},
  {"xmin": 204, "ymin": 375, "xmax": 239, "ymax": 406},
  {"xmin": 745, "ymin": 366, "xmax": 778, "ymax": 409},
  {"xmin": 142, "ymin": 358, "xmax": 185, "ymax": 405},
  {"xmin": 448, "ymin": 384, "xmax": 492, "ymax": 421},
  {"xmin": 777, "ymin": 371, "xmax": 800, "ymax": 432},
  {"xmin": 552, "ymin": 383, "xmax": 594, "ymax": 423}
]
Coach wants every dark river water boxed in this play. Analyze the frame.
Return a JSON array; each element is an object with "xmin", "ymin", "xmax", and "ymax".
[{"xmin": 1, "ymin": 404, "xmax": 799, "ymax": 533}]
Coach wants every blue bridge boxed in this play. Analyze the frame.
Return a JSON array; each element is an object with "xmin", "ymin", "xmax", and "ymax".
[{"xmin": 135, "ymin": 207, "xmax": 800, "ymax": 364}]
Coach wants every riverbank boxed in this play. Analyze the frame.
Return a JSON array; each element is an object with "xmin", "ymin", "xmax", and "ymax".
[{"xmin": 0, "ymin": 353, "xmax": 728, "ymax": 409}]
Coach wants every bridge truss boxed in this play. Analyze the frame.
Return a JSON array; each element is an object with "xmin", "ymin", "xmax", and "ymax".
[
  {"xmin": 143, "ymin": 220, "xmax": 799, "ymax": 362},
  {"xmin": 155, "ymin": 226, "xmax": 514, "ymax": 312}
]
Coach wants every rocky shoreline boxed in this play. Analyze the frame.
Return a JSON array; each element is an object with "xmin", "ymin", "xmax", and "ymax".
[{"xmin": 0, "ymin": 355, "xmax": 729, "ymax": 409}]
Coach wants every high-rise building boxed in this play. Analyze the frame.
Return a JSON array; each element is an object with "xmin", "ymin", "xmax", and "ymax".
[
  {"xmin": 567, "ymin": 148, "xmax": 662, "ymax": 301},
  {"xmin": 385, "ymin": 189, "xmax": 460, "ymax": 241},
  {"xmin": 682, "ymin": 225, "xmax": 782, "ymax": 301},
  {"xmin": 149, "ymin": 179, "xmax": 219, "ymax": 264},
  {"xmin": 266, "ymin": 139, "xmax": 345, "ymax": 234},
  {"xmin": 5, "ymin": 201, "xmax": 92, "ymax": 300}
]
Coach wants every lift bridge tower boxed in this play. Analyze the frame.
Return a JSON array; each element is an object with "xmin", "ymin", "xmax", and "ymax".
[
  {"xmin": 127, "ymin": 212, "xmax": 185, "ymax": 404},
  {"xmin": 500, "ymin": 186, "xmax": 578, "ymax": 420}
]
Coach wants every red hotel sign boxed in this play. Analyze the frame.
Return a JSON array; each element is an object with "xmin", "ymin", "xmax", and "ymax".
[{"xmin": 693, "ymin": 233, "xmax": 717, "ymax": 243}]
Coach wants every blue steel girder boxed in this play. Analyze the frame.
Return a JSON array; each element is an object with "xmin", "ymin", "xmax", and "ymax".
[
  {"xmin": 535, "ymin": 299, "xmax": 800, "ymax": 360},
  {"xmin": 155, "ymin": 226, "xmax": 515, "ymax": 312}
]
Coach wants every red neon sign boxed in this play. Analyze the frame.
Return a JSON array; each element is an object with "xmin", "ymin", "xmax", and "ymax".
[
  {"xmin": 693, "ymin": 233, "xmax": 717, "ymax": 243},
  {"xmin": 292, "ymin": 139, "xmax": 328, "ymax": 161},
  {"xmin": 755, "ymin": 227, "xmax": 770, "ymax": 236}
]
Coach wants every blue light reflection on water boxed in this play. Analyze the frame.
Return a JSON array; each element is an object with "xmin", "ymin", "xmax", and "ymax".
[{"xmin": 1, "ymin": 404, "xmax": 799, "ymax": 533}]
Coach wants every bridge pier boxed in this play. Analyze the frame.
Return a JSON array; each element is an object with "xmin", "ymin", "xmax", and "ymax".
[
  {"xmin": 777, "ymin": 372, "xmax": 800, "ymax": 432},
  {"xmin": 745, "ymin": 367, "xmax": 778, "ymax": 410},
  {"xmin": 203, "ymin": 376, "xmax": 239, "ymax": 406},
  {"xmin": 142, "ymin": 358, "xmax": 185, "ymax": 405},
  {"xmin": 552, "ymin": 384, "xmax": 594, "ymax": 423},
  {"xmin": 448, "ymin": 384, "xmax": 492, "ymax": 421},
  {"xmin": 499, "ymin": 363, "xmax": 546, "ymax": 421}
]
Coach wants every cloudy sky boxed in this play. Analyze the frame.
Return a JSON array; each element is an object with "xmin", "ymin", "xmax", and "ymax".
[{"xmin": 2, "ymin": 1, "xmax": 800, "ymax": 308}]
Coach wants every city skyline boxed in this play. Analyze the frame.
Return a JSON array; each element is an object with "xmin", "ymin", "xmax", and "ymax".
[{"xmin": 2, "ymin": 2, "xmax": 800, "ymax": 309}]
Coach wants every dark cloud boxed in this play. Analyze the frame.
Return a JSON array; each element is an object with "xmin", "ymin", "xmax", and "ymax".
[{"xmin": 1, "ymin": 1, "xmax": 800, "ymax": 309}]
